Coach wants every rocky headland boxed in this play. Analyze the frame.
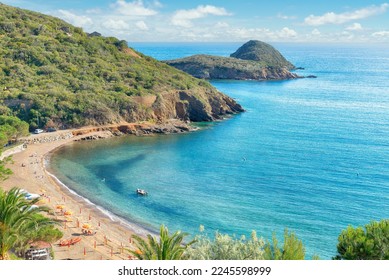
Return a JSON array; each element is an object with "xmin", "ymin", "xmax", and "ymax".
[
  {"xmin": 0, "ymin": 3, "xmax": 243, "ymax": 132},
  {"xmin": 165, "ymin": 40, "xmax": 308, "ymax": 81}
]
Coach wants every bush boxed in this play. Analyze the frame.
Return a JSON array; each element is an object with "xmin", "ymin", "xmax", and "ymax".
[
  {"xmin": 186, "ymin": 228, "xmax": 265, "ymax": 260},
  {"xmin": 334, "ymin": 220, "xmax": 389, "ymax": 260},
  {"xmin": 264, "ymin": 229, "xmax": 305, "ymax": 260}
]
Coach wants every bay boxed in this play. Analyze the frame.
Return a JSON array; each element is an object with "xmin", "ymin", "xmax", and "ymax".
[{"xmin": 50, "ymin": 43, "xmax": 389, "ymax": 259}]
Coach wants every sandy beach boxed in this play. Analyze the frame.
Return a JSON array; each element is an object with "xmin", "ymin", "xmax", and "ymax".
[{"xmin": 1, "ymin": 128, "xmax": 149, "ymax": 260}]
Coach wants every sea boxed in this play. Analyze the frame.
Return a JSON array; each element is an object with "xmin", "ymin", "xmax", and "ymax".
[{"xmin": 50, "ymin": 42, "xmax": 389, "ymax": 259}]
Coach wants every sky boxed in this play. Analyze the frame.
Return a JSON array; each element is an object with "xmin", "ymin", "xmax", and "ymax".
[{"xmin": 2, "ymin": 0, "xmax": 389, "ymax": 43}]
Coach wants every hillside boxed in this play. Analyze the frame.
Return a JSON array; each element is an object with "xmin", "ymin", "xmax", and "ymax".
[
  {"xmin": 230, "ymin": 40, "xmax": 295, "ymax": 70},
  {"xmin": 165, "ymin": 55, "xmax": 299, "ymax": 80},
  {"xmin": 0, "ymin": 3, "xmax": 243, "ymax": 130},
  {"xmin": 165, "ymin": 41, "xmax": 300, "ymax": 81}
]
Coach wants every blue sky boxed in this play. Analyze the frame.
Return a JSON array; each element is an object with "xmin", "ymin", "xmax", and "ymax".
[{"xmin": 2, "ymin": 0, "xmax": 389, "ymax": 42}]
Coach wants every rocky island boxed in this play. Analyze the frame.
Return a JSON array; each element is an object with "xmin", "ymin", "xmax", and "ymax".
[{"xmin": 165, "ymin": 40, "xmax": 302, "ymax": 81}]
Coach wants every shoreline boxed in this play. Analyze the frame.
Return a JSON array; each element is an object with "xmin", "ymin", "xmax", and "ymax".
[
  {"xmin": 2, "ymin": 121, "xmax": 193, "ymax": 260},
  {"xmin": 44, "ymin": 151, "xmax": 157, "ymax": 237}
]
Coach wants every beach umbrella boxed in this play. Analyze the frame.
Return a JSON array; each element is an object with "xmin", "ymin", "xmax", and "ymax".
[
  {"xmin": 64, "ymin": 210, "xmax": 72, "ymax": 216},
  {"xmin": 82, "ymin": 224, "xmax": 91, "ymax": 229}
]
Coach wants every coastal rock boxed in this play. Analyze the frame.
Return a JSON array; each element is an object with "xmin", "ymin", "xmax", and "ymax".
[
  {"xmin": 165, "ymin": 55, "xmax": 300, "ymax": 81},
  {"xmin": 165, "ymin": 41, "xmax": 301, "ymax": 81},
  {"xmin": 230, "ymin": 40, "xmax": 295, "ymax": 70},
  {"xmin": 20, "ymin": 132, "xmax": 74, "ymax": 145}
]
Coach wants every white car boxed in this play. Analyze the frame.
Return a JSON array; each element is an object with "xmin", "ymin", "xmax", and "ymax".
[{"xmin": 34, "ymin": 129, "xmax": 44, "ymax": 134}]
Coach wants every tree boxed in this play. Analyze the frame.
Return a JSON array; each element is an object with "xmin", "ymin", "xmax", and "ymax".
[
  {"xmin": 334, "ymin": 220, "xmax": 389, "ymax": 260},
  {"xmin": 0, "ymin": 188, "xmax": 56, "ymax": 259},
  {"xmin": 0, "ymin": 157, "xmax": 13, "ymax": 181},
  {"xmin": 263, "ymin": 229, "xmax": 305, "ymax": 260},
  {"xmin": 0, "ymin": 116, "xmax": 29, "ymax": 140},
  {"xmin": 130, "ymin": 224, "xmax": 196, "ymax": 260},
  {"xmin": 186, "ymin": 228, "xmax": 265, "ymax": 260}
]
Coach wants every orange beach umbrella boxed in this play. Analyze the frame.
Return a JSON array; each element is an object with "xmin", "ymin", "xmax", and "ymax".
[
  {"xmin": 82, "ymin": 224, "xmax": 91, "ymax": 229},
  {"xmin": 64, "ymin": 210, "xmax": 72, "ymax": 216}
]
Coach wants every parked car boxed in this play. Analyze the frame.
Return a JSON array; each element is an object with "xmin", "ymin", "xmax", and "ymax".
[
  {"xmin": 34, "ymin": 129, "xmax": 44, "ymax": 134},
  {"xmin": 46, "ymin": 127, "xmax": 57, "ymax": 132}
]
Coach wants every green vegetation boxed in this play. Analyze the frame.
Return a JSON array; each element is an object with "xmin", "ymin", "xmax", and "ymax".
[
  {"xmin": 0, "ymin": 157, "xmax": 13, "ymax": 181},
  {"xmin": 130, "ymin": 224, "xmax": 195, "ymax": 260},
  {"xmin": 230, "ymin": 40, "xmax": 295, "ymax": 70},
  {"xmin": 334, "ymin": 219, "xmax": 389, "ymax": 260},
  {"xmin": 165, "ymin": 54, "xmax": 299, "ymax": 80},
  {"xmin": 0, "ymin": 3, "xmax": 239, "ymax": 130},
  {"xmin": 264, "ymin": 229, "xmax": 305, "ymax": 260},
  {"xmin": 0, "ymin": 187, "xmax": 60, "ymax": 259},
  {"xmin": 130, "ymin": 225, "xmax": 309, "ymax": 260},
  {"xmin": 0, "ymin": 115, "xmax": 29, "ymax": 149},
  {"xmin": 186, "ymin": 228, "xmax": 265, "ymax": 260}
]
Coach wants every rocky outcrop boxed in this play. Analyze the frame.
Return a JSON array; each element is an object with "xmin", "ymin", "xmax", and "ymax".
[
  {"xmin": 230, "ymin": 40, "xmax": 295, "ymax": 70},
  {"xmin": 165, "ymin": 40, "xmax": 302, "ymax": 81},
  {"xmin": 147, "ymin": 88, "xmax": 244, "ymax": 123},
  {"xmin": 18, "ymin": 120, "xmax": 202, "ymax": 145},
  {"xmin": 21, "ymin": 132, "xmax": 74, "ymax": 145},
  {"xmin": 165, "ymin": 55, "xmax": 300, "ymax": 80}
]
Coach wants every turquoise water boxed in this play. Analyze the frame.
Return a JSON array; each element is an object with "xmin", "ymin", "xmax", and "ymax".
[{"xmin": 51, "ymin": 43, "xmax": 389, "ymax": 259}]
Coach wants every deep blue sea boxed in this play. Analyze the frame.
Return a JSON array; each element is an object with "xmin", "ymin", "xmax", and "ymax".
[{"xmin": 50, "ymin": 42, "xmax": 389, "ymax": 259}]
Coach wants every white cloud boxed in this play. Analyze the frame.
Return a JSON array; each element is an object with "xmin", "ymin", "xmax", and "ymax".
[
  {"xmin": 112, "ymin": 0, "xmax": 157, "ymax": 17},
  {"xmin": 222, "ymin": 27, "xmax": 298, "ymax": 41},
  {"xmin": 372, "ymin": 30, "xmax": 389, "ymax": 37},
  {"xmin": 278, "ymin": 27, "xmax": 297, "ymax": 38},
  {"xmin": 102, "ymin": 19, "xmax": 130, "ymax": 30},
  {"xmin": 215, "ymin": 21, "xmax": 229, "ymax": 28},
  {"xmin": 136, "ymin": 20, "xmax": 149, "ymax": 30},
  {"xmin": 57, "ymin": 10, "xmax": 93, "ymax": 27},
  {"xmin": 304, "ymin": 3, "xmax": 388, "ymax": 26},
  {"xmin": 311, "ymin": 28, "xmax": 321, "ymax": 36},
  {"xmin": 341, "ymin": 31, "xmax": 354, "ymax": 40},
  {"xmin": 171, "ymin": 5, "xmax": 231, "ymax": 28},
  {"xmin": 346, "ymin": 23, "xmax": 363, "ymax": 31}
]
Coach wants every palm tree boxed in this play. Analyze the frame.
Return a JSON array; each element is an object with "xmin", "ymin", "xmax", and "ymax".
[
  {"xmin": 130, "ymin": 225, "xmax": 196, "ymax": 260},
  {"xmin": 0, "ymin": 187, "xmax": 54, "ymax": 260}
]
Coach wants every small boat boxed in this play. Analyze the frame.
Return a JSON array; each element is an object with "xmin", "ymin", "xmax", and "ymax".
[{"xmin": 136, "ymin": 189, "xmax": 148, "ymax": 196}]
